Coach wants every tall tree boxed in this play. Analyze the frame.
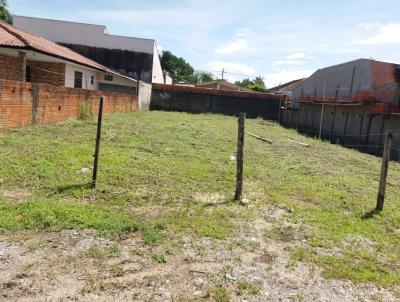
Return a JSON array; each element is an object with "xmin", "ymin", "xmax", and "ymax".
[
  {"xmin": 0, "ymin": 0, "xmax": 12, "ymax": 24},
  {"xmin": 160, "ymin": 51, "xmax": 194, "ymax": 83}
]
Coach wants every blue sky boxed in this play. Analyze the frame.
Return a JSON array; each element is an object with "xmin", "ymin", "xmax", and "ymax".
[{"xmin": 8, "ymin": 0, "xmax": 400, "ymax": 87}]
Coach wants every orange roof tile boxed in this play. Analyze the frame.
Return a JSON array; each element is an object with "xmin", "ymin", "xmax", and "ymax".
[
  {"xmin": 0, "ymin": 25, "xmax": 25, "ymax": 47},
  {"xmin": 0, "ymin": 22, "xmax": 124, "ymax": 75}
]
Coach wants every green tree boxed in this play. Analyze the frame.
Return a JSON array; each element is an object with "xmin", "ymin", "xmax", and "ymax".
[
  {"xmin": 160, "ymin": 51, "xmax": 194, "ymax": 83},
  {"xmin": 235, "ymin": 76, "xmax": 266, "ymax": 92},
  {"xmin": 0, "ymin": 0, "xmax": 12, "ymax": 24},
  {"xmin": 190, "ymin": 71, "xmax": 214, "ymax": 83},
  {"xmin": 235, "ymin": 78, "xmax": 253, "ymax": 87}
]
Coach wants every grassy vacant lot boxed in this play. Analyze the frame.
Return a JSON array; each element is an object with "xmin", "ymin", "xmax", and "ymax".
[{"xmin": 0, "ymin": 111, "xmax": 399, "ymax": 296}]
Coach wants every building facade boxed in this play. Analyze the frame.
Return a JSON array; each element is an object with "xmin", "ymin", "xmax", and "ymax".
[
  {"xmin": 13, "ymin": 16, "xmax": 164, "ymax": 84},
  {"xmin": 291, "ymin": 59, "xmax": 400, "ymax": 109},
  {"xmin": 0, "ymin": 22, "xmax": 138, "ymax": 93}
]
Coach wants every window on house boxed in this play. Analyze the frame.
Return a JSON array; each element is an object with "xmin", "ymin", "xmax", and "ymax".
[
  {"xmin": 74, "ymin": 71, "xmax": 83, "ymax": 88},
  {"xmin": 25, "ymin": 65, "xmax": 31, "ymax": 83},
  {"xmin": 104, "ymin": 75, "xmax": 113, "ymax": 81},
  {"xmin": 91, "ymin": 75, "xmax": 94, "ymax": 85}
]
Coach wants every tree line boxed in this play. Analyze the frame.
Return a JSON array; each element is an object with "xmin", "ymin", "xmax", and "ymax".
[{"xmin": 160, "ymin": 50, "xmax": 266, "ymax": 91}]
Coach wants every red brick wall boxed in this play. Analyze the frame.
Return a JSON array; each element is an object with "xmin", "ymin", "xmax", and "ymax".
[
  {"xmin": 0, "ymin": 54, "xmax": 24, "ymax": 82},
  {"xmin": 370, "ymin": 61, "xmax": 400, "ymax": 104},
  {"xmin": 0, "ymin": 54, "xmax": 66, "ymax": 86},
  {"xmin": 27, "ymin": 61, "xmax": 66, "ymax": 86},
  {"xmin": 0, "ymin": 79, "xmax": 138, "ymax": 130},
  {"xmin": 371, "ymin": 61, "xmax": 397, "ymax": 85}
]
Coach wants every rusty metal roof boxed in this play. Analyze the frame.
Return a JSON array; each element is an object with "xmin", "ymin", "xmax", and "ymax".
[{"xmin": 0, "ymin": 21, "xmax": 109, "ymax": 72}]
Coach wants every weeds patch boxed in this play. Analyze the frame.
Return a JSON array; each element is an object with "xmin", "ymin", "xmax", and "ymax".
[
  {"xmin": 209, "ymin": 284, "xmax": 231, "ymax": 302},
  {"xmin": 0, "ymin": 200, "xmax": 137, "ymax": 237},
  {"xmin": 236, "ymin": 279, "xmax": 262, "ymax": 296},
  {"xmin": 142, "ymin": 226, "xmax": 165, "ymax": 246},
  {"xmin": 1, "ymin": 111, "xmax": 400, "ymax": 286}
]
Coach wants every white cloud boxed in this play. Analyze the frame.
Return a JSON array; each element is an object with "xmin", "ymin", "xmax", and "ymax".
[
  {"xmin": 273, "ymin": 60, "xmax": 303, "ymax": 65},
  {"xmin": 206, "ymin": 61, "xmax": 256, "ymax": 75},
  {"xmin": 215, "ymin": 37, "xmax": 249, "ymax": 54},
  {"xmin": 358, "ymin": 22, "xmax": 381, "ymax": 30},
  {"xmin": 286, "ymin": 52, "xmax": 306, "ymax": 60},
  {"xmin": 263, "ymin": 69, "xmax": 314, "ymax": 88},
  {"xmin": 355, "ymin": 23, "xmax": 400, "ymax": 45}
]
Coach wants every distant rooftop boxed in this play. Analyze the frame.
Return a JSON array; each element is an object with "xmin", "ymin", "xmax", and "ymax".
[
  {"xmin": 267, "ymin": 79, "xmax": 305, "ymax": 94},
  {"xmin": 13, "ymin": 15, "xmax": 156, "ymax": 54}
]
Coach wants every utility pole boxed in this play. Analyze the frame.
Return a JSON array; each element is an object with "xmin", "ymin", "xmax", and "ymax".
[{"xmin": 221, "ymin": 68, "xmax": 225, "ymax": 80}]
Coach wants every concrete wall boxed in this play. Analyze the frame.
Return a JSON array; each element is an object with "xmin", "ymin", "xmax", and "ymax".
[
  {"xmin": 0, "ymin": 79, "xmax": 138, "ymax": 130},
  {"xmin": 281, "ymin": 104, "xmax": 400, "ymax": 161},
  {"xmin": 138, "ymin": 82, "xmax": 152, "ymax": 111},
  {"xmin": 151, "ymin": 84, "xmax": 281, "ymax": 120}
]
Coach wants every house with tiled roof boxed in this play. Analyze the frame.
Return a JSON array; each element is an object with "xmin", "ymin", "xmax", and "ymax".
[
  {"xmin": 266, "ymin": 79, "xmax": 305, "ymax": 96},
  {"xmin": 0, "ymin": 21, "xmax": 138, "ymax": 94}
]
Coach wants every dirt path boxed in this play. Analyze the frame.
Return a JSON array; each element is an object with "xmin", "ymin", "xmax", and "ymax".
[{"xmin": 1, "ymin": 205, "xmax": 398, "ymax": 301}]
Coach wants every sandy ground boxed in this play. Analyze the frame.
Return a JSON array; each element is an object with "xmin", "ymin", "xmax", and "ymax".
[{"xmin": 1, "ymin": 206, "xmax": 399, "ymax": 302}]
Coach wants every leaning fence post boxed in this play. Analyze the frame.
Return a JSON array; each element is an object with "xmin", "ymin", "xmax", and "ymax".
[
  {"xmin": 376, "ymin": 131, "xmax": 393, "ymax": 211},
  {"xmin": 92, "ymin": 96, "xmax": 105, "ymax": 188},
  {"xmin": 234, "ymin": 112, "xmax": 246, "ymax": 201}
]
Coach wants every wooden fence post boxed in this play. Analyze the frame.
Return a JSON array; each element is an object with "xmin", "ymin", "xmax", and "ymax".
[
  {"xmin": 234, "ymin": 112, "xmax": 246, "ymax": 201},
  {"xmin": 376, "ymin": 131, "xmax": 393, "ymax": 211},
  {"xmin": 92, "ymin": 96, "xmax": 105, "ymax": 188}
]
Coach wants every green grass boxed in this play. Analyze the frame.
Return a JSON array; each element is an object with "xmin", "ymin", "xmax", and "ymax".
[
  {"xmin": 0, "ymin": 111, "xmax": 400, "ymax": 286},
  {"xmin": 0, "ymin": 200, "xmax": 137, "ymax": 236},
  {"xmin": 142, "ymin": 226, "xmax": 165, "ymax": 246},
  {"xmin": 152, "ymin": 253, "xmax": 166, "ymax": 264}
]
